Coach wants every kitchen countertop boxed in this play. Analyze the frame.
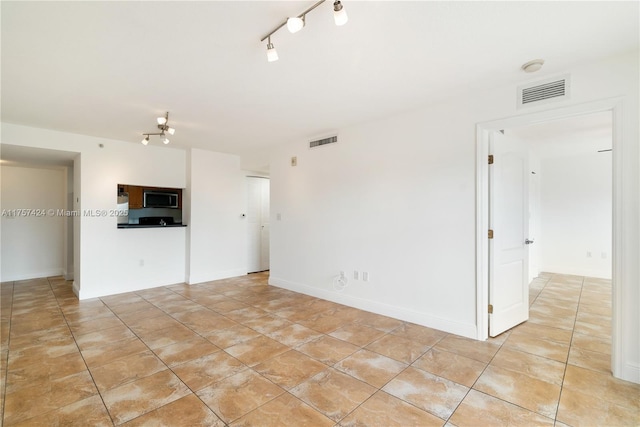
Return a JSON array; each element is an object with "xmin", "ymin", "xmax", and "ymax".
[{"xmin": 117, "ymin": 224, "xmax": 187, "ymax": 229}]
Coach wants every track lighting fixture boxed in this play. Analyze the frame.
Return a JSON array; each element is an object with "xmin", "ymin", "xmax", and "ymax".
[
  {"xmin": 261, "ymin": 0, "xmax": 348, "ymax": 62},
  {"xmin": 141, "ymin": 111, "xmax": 175, "ymax": 145}
]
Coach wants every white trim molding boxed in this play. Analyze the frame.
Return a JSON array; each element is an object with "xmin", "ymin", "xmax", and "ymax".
[
  {"xmin": 476, "ymin": 97, "xmax": 637, "ymax": 383},
  {"xmin": 269, "ymin": 276, "xmax": 478, "ymax": 339}
]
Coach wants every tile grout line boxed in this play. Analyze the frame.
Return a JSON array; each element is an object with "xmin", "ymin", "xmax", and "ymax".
[
  {"xmin": 554, "ymin": 274, "xmax": 586, "ymax": 425},
  {"xmin": 49, "ymin": 277, "xmax": 118, "ymax": 427},
  {"xmin": 101, "ymin": 287, "xmax": 234, "ymax": 426}
]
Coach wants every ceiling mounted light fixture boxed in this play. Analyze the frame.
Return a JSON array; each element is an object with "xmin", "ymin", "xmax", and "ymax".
[
  {"xmin": 266, "ymin": 36, "xmax": 279, "ymax": 62},
  {"xmin": 333, "ymin": 0, "xmax": 348, "ymax": 26},
  {"xmin": 287, "ymin": 15, "xmax": 305, "ymax": 33},
  {"xmin": 260, "ymin": 0, "xmax": 348, "ymax": 62},
  {"xmin": 141, "ymin": 111, "xmax": 175, "ymax": 145},
  {"xmin": 522, "ymin": 59, "xmax": 545, "ymax": 73}
]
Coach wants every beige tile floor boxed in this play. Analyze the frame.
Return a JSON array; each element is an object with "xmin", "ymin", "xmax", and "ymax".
[{"xmin": 1, "ymin": 272, "xmax": 638, "ymax": 426}]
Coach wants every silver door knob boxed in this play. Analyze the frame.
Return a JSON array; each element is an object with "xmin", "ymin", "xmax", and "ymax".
[{"xmin": 525, "ymin": 239, "xmax": 534, "ymax": 245}]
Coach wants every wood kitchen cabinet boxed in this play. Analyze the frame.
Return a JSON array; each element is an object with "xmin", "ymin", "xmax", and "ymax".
[{"xmin": 119, "ymin": 185, "xmax": 143, "ymax": 209}]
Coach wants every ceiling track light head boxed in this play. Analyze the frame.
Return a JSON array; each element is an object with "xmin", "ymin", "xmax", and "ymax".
[
  {"xmin": 287, "ymin": 15, "xmax": 305, "ymax": 33},
  {"xmin": 266, "ymin": 36, "xmax": 279, "ymax": 62},
  {"xmin": 333, "ymin": 0, "xmax": 348, "ymax": 25}
]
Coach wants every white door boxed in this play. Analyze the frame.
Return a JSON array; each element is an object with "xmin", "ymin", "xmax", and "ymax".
[
  {"xmin": 246, "ymin": 177, "xmax": 270, "ymax": 273},
  {"xmin": 259, "ymin": 182, "xmax": 270, "ymax": 271},
  {"xmin": 489, "ymin": 131, "xmax": 530, "ymax": 337}
]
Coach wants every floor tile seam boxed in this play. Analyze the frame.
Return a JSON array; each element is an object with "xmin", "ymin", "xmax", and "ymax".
[
  {"xmin": 464, "ymin": 388, "xmax": 558, "ymax": 424},
  {"xmin": 473, "ymin": 369, "xmax": 563, "ymax": 422},
  {"xmin": 114, "ymin": 291, "xmax": 241, "ymax": 353},
  {"xmin": 115, "ymin": 391, "xmax": 227, "ymax": 427},
  {"xmin": 377, "ymin": 368, "xmax": 463, "ymax": 424},
  {"xmin": 205, "ymin": 366, "xmax": 295, "ymax": 424},
  {"xmin": 44, "ymin": 277, "xmax": 118, "ymax": 427},
  {"xmin": 484, "ymin": 354, "xmax": 566, "ymax": 388},
  {"xmin": 500, "ymin": 341, "xmax": 572, "ymax": 366},
  {"xmin": 557, "ymin": 378, "xmax": 640, "ymax": 412},
  {"xmin": 361, "ymin": 334, "xmax": 434, "ymax": 366},
  {"xmin": 227, "ymin": 380, "xmax": 330, "ymax": 425},
  {"xmin": 553, "ymin": 276, "xmax": 586, "ymax": 422},
  {"xmin": 462, "ymin": 332, "xmax": 506, "ymax": 395},
  {"xmin": 508, "ymin": 328, "xmax": 572, "ymax": 346},
  {"xmin": 528, "ymin": 277, "xmax": 552, "ymax": 306},
  {"xmin": 283, "ymin": 381, "xmax": 368, "ymax": 426}
]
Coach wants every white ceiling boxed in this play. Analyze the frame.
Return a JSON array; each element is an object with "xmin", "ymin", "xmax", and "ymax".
[
  {"xmin": 509, "ymin": 111, "xmax": 613, "ymax": 159},
  {"xmin": 2, "ymin": 1, "xmax": 638, "ymax": 163}
]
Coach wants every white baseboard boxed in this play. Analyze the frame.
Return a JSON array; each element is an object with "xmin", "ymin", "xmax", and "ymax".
[
  {"xmin": 1, "ymin": 268, "xmax": 64, "ymax": 282},
  {"xmin": 269, "ymin": 276, "xmax": 477, "ymax": 339},
  {"xmin": 617, "ymin": 362, "xmax": 640, "ymax": 384},
  {"xmin": 62, "ymin": 268, "xmax": 74, "ymax": 281},
  {"xmin": 72, "ymin": 280, "xmax": 80, "ymax": 298},
  {"xmin": 188, "ymin": 269, "xmax": 247, "ymax": 285},
  {"xmin": 540, "ymin": 266, "xmax": 612, "ymax": 280}
]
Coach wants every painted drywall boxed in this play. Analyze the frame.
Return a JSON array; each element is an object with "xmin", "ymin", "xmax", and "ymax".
[
  {"xmin": 539, "ymin": 152, "xmax": 612, "ymax": 278},
  {"xmin": 187, "ymin": 148, "xmax": 247, "ymax": 284},
  {"xmin": 0, "ymin": 128, "xmax": 187, "ymax": 299},
  {"xmin": 528, "ymin": 152, "xmax": 542, "ymax": 282},
  {"xmin": 269, "ymin": 51, "xmax": 639, "ymax": 382},
  {"xmin": 63, "ymin": 166, "xmax": 74, "ymax": 280},
  {"xmin": 1, "ymin": 165, "xmax": 66, "ymax": 281}
]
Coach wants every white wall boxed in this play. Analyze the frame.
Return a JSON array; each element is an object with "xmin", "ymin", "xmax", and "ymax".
[
  {"xmin": 187, "ymin": 149, "xmax": 247, "ymax": 284},
  {"xmin": 0, "ymin": 127, "xmax": 187, "ymax": 299},
  {"xmin": 1, "ymin": 165, "xmax": 66, "ymax": 281},
  {"xmin": 528, "ymin": 152, "xmax": 542, "ymax": 282},
  {"xmin": 540, "ymin": 152, "xmax": 612, "ymax": 278},
  {"xmin": 269, "ymin": 51, "xmax": 639, "ymax": 382}
]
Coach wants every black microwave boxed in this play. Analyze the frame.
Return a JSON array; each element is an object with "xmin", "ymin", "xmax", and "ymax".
[{"xmin": 143, "ymin": 191, "xmax": 179, "ymax": 208}]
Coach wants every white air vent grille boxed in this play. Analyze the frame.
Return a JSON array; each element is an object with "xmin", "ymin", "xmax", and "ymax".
[
  {"xmin": 518, "ymin": 75, "xmax": 570, "ymax": 108},
  {"xmin": 309, "ymin": 135, "xmax": 337, "ymax": 148}
]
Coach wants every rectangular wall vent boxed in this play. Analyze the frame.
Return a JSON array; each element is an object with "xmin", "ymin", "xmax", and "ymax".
[
  {"xmin": 517, "ymin": 75, "xmax": 570, "ymax": 109},
  {"xmin": 309, "ymin": 135, "xmax": 337, "ymax": 149}
]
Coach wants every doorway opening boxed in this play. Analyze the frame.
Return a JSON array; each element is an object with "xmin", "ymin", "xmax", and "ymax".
[
  {"xmin": 246, "ymin": 176, "xmax": 270, "ymax": 274},
  {"xmin": 476, "ymin": 99, "xmax": 622, "ymax": 375}
]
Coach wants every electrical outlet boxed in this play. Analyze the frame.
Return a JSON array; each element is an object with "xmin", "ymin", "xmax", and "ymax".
[
  {"xmin": 353, "ymin": 271, "xmax": 359, "ymax": 280},
  {"xmin": 586, "ymin": 251, "xmax": 592, "ymax": 258},
  {"xmin": 362, "ymin": 272, "xmax": 369, "ymax": 282}
]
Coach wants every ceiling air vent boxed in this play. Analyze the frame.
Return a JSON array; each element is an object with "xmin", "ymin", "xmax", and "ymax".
[
  {"xmin": 517, "ymin": 75, "xmax": 570, "ymax": 109},
  {"xmin": 309, "ymin": 135, "xmax": 338, "ymax": 149}
]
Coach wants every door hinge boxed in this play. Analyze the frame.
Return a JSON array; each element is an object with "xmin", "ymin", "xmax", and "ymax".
[
  {"xmin": 488, "ymin": 155, "xmax": 494, "ymax": 165},
  {"xmin": 488, "ymin": 304, "xmax": 493, "ymax": 314},
  {"xmin": 488, "ymin": 229, "xmax": 494, "ymax": 239}
]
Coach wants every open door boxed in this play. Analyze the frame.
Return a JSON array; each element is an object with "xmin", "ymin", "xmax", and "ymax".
[{"xmin": 489, "ymin": 130, "xmax": 530, "ymax": 337}]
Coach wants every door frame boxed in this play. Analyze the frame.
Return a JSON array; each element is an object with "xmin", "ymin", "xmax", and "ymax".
[
  {"xmin": 245, "ymin": 175, "xmax": 270, "ymax": 274},
  {"xmin": 476, "ymin": 98, "xmax": 623, "ymax": 372}
]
